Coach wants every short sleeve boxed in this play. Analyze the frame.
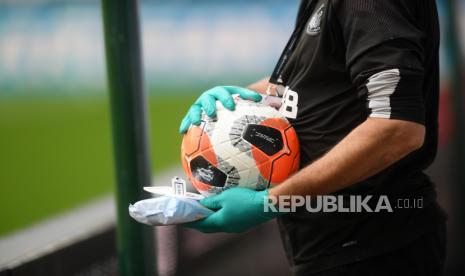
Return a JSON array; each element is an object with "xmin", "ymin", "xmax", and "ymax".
[{"xmin": 333, "ymin": 0, "xmax": 426, "ymax": 124}]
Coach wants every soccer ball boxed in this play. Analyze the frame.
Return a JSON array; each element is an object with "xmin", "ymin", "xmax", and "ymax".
[{"xmin": 181, "ymin": 98, "xmax": 300, "ymax": 196}]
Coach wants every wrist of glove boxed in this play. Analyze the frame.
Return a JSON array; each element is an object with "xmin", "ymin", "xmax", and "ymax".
[
  {"xmin": 179, "ymin": 86, "xmax": 262, "ymax": 133},
  {"xmin": 184, "ymin": 187, "xmax": 282, "ymax": 233}
]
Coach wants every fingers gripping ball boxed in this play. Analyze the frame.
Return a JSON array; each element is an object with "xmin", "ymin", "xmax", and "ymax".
[
  {"xmin": 181, "ymin": 98, "xmax": 300, "ymax": 196},
  {"xmin": 179, "ymin": 86, "xmax": 262, "ymax": 133}
]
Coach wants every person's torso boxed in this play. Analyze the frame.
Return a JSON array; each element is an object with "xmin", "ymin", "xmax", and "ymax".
[
  {"xmin": 271, "ymin": 0, "xmax": 445, "ymax": 272},
  {"xmin": 276, "ymin": 0, "xmax": 439, "ymax": 171}
]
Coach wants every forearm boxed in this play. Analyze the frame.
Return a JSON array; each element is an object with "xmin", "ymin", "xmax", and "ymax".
[
  {"xmin": 247, "ymin": 77, "xmax": 271, "ymax": 94},
  {"xmin": 269, "ymin": 118, "xmax": 425, "ymax": 197}
]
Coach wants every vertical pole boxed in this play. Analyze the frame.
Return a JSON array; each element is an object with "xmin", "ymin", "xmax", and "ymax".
[{"xmin": 101, "ymin": 0, "xmax": 156, "ymax": 275}]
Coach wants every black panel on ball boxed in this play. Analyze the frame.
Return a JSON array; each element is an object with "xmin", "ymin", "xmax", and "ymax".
[
  {"xmin": 190, "ymin": 156, "xmax": 227, "ymax": 187},
  {"xmin": 243, "ymin": 124, "xmax": 283, "ymax": 156}
]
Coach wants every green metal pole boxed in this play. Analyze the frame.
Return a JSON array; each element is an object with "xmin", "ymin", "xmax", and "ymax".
[{"xmin": 101, "ymin": 0, "xmax": 157, "ymax": 275}]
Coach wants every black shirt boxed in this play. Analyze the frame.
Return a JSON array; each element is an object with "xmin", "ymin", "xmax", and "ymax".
[{"xmin": 270, "ymin": 0, "xmax": 446, "ymax": 274}]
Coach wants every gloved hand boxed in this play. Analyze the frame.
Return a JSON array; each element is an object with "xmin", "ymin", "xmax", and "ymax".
[
  {"xmin": 179, "ymin": 86, "xmax": 262, "ymax": 133},
  {"xmin": 184, "ymin": 187, "xmax": 281, "ymax": 233}
]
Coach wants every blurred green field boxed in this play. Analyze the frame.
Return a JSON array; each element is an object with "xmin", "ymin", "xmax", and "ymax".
[{"xmin": 0, "ymin": 93, "xmax": 196, "ymax": 236}]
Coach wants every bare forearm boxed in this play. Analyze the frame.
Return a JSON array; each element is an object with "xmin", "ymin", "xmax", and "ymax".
[
  {"xmin": 269, "ymin": 118, "xmax": 425, "ymax": 197},
  {"xmin": 247, "ymin": 77, "xmax": 271, "ymax": 94}
]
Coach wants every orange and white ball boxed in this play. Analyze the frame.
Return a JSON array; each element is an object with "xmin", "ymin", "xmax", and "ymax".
[{"xmin": 181, "ymin": 98, "xmax": 300, "ymax": 196}]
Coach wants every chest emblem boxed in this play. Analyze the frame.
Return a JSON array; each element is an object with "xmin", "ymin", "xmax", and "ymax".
[{"xmin": 306, "ymin": 4, "xmax": 325, "ymax": 36}]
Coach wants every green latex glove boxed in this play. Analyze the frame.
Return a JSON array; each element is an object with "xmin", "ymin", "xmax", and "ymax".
[
  {"xmin": 185, "ymin": 187, "xmax": 281, "ymax": 233},
  {"xmin": 179, "ymin": 86, "xmax": 262, "ymax": 133}
]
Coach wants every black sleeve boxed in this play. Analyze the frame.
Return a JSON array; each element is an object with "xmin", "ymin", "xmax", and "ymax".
[
  {"xmin": 296, "ymin": 0, "xmax": 312, "ymax": 26},
  {"xmin": 333, "ymin": 0, "xmax": 426, "ymax": 124}
]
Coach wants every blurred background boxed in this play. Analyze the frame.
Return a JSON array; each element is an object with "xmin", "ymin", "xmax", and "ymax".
[{"xmin": 0, "ymin": 0, "xmax": 464, "ymax": 275}]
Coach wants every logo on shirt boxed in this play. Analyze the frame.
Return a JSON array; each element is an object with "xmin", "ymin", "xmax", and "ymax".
[{"xmin": 306, "ymin": 3, "xmax": 325, "ymax": 36}]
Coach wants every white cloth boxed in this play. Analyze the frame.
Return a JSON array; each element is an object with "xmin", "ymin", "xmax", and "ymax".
[{"xmin": 129, "ymin": 196, "xmax": 214, "ymax": 226}]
